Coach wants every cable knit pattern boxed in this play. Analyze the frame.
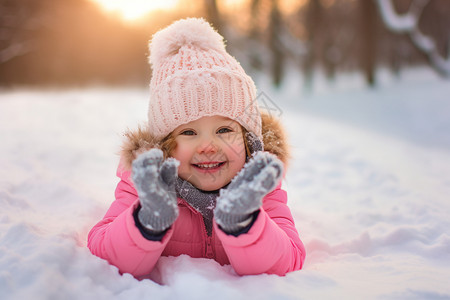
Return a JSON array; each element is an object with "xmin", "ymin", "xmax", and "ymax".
[{"xmin": 148, "ymin": 18, "xmax": 261, "ymax": 139}]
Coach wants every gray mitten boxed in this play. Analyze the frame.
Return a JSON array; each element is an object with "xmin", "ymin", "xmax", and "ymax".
[
  {"xmin": 132, "ymin": 149, "xmax": 179, "ymax": 233},
  {"xmin": 214, "ymin": 151, "xmax": 283, "ymax": 233},
  {"xmin": 245, "ymin": 131, "xmax": 264, "ymax": 155}
]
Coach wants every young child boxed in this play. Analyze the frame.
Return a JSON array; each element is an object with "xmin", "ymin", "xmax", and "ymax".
[{"xmin": 88, "ymin": 18, "xmax": 305, "ymax": 278}]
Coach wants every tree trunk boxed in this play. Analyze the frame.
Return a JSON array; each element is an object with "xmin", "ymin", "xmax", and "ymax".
[
  {"xmin": 204, "ymin": 0, "xmax": 222, "ymax": 33},
  {"xmin": 360, "ymin": 0, "xmax": 377, "ymax": 86},
  {"xmin": 269, "ymin": 0, "xmax": 283, "ymax": 87},
  {"xmin": 302, "ymin": 0, "xmax": 323, "ymax": 90}
]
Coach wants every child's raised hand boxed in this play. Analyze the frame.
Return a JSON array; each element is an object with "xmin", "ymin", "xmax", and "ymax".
[
  {"xmin": 245, "ymin": 131, "xmax": 264, "ymax": 154},
  {"xmin": 214, "ymin": 151, "xmax": 283, "ymax": 234},
  {"xmin": 132, "ymin": 149, "xmax": 180, "ymax": 233}
]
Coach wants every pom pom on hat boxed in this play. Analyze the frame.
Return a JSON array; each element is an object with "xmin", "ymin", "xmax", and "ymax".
[
  {"xmin": 149, "ymin": 18, "xmax": 226, "ymax": 67},
  {"xmin": 147, "ymin": 18, "xmax": 262, "ymax": 140}
]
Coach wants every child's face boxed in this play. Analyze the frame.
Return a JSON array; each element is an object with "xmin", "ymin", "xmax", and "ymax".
[{"xmin": 171, "ymin": 115, "xmax": 246, "ymax": 191}]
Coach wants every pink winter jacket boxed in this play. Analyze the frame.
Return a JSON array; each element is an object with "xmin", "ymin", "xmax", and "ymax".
[{"xmin": 88, "ymin": 165, "xmax": 305, "ymax": 277}]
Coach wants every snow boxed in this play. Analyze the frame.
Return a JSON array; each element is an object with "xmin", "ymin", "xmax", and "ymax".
[{"xmin": 1, "ymin": 68, "xmax": 450, "ymax": 299}]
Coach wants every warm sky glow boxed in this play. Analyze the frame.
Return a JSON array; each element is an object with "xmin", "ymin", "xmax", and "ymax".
[{"xmin": 91, "ymin": 0, "xmax": 179, "ymax": 21}]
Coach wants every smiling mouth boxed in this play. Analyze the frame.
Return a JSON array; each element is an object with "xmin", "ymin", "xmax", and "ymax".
[{"xmin": 192, "ymin": 162, "xmax": 226, "ymax": 170}]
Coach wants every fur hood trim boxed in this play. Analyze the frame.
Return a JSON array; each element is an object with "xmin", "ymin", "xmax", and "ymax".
[{"xmin": 120, "ymin": 112, "xmax": 290, "ymax": 171}]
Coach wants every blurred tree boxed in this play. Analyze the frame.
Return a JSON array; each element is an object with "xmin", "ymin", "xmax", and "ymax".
[
  {"xmin": 0, "ymin": 0, "xmax": 38, "ymax": 64},
  {"xmin": 249, "ymin": 0, "xmax": 263, "ymax": 70},
  {"xmin": 204, "ymin": 0, "xmax": 223, "ymax": 33},
  {"xmin": 2, "ymin": 0, "xmax": 449, "ymax": 87},
  {"xmin": 302, "ymin": 0, "xmax": 323, "ymax": 90},
  {"xmin": 358, "ymin": 0, "xmax": 378, "ymax": 86},
  {"xmin": 268, "ymin": 0, "xmax": 283, "ymax": 87},
  {"xmin": 0, "ymin": 0, "xmax": 151, "ymax": 86}
]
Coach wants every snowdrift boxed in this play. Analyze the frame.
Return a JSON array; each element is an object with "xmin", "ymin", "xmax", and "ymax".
[{"xmin": 1, "ymin": 69, "xmax": 449, "ymax": 299}]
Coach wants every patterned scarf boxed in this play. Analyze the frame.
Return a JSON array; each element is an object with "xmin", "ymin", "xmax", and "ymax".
[{"xmin": 175, "ymin": 178, "xmax": 219, "ymax": 236}]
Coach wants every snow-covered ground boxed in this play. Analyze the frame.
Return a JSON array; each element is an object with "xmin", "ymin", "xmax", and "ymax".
[{"xmin": 1, "ymin": 68, "xmax": 450, "ymax": 299}]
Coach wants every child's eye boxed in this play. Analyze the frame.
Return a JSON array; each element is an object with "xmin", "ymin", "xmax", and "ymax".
[
  {"xmin": 217, "ymin": 127, "xmax": 232, "ymax": 134},
  {"xmin": 180, "ymin": 129, "xmax": 196, "ymax": 136}
]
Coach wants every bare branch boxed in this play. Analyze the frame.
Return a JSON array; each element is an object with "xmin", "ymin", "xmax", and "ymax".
[
  {"xmin": 0, "ymin": 41, "xmax": 32, "ymax": 64},
  {"xmin": 376, "ymin": 0, "xmax": 423, "ymax": 32},
  {"xmin": 376, "ymin": 0, "xmax": 450, "ymax": 76}
]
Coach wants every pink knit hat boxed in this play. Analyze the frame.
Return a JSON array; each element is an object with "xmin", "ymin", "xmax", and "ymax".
[{"xmin": 148, "ymin": 18, "xmax": 261, "ymax": 139}]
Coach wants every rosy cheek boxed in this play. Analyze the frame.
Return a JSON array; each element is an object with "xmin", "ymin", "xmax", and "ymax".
[
  {"xmin": 172, "ymin": 141, "xmax": 193, "ymax": 169},
  {"xmin": 231, "ymin": 146, "xmax": 245, "ymax": 160},
  {"xmin": 226, "ymin": 142, "xmax": 246, "ymax": 165},
  {"xmin": 171, "ymin": 148, "xmax": 184, "ymax": 165}
]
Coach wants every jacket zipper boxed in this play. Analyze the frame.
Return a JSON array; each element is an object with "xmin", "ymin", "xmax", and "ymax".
[
  {"xmin": 203, "ymin": 218, "xmax": 214, "ymax": 259},
  {"xmin": 179, "ymin": 199, "xmax": 214, "ymax": 259}
]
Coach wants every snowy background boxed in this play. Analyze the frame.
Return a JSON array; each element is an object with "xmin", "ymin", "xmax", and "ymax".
[{"xmin": 1, "ymin": 68, "xmax": 450, "ymax": 299}]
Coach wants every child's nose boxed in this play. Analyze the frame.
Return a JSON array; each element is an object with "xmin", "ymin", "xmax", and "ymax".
[{"xmin": 197, "ymin": 136, "xmax": 218, "ymax": 154}]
